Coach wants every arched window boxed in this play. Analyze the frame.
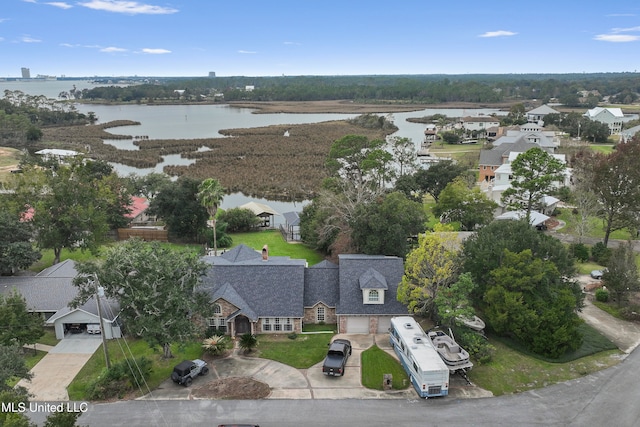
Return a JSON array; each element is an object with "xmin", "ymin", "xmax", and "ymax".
[
  {"xmin": 213, "ymin": 303, "xmax": 221, "ymax": 315},
  {"xmin": 368, "ymin": 290, "xmax": 379, "ymax": 302}
]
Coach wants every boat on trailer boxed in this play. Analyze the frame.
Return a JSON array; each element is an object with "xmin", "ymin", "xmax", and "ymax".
[{"xmin": 427, "ymin": 328, "xmax": 473, "ymax": 372}]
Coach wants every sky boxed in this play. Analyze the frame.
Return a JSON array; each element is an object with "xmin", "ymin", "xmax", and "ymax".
[{"xmin": 1, "ymin": 0, "xmax": 640, "ymax": 78}]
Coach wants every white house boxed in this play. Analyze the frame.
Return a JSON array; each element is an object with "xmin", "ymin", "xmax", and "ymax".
[
  {"xmin": 526, "ymin": 104, "xmax": 560, "ymax": 124},
  {"xmin": 461, "ymin": 116, "xmax": 501, "ymax": 132},
  {"xmin": 584, "ymin": 107, "xmax": 624, "ymax": 135}
]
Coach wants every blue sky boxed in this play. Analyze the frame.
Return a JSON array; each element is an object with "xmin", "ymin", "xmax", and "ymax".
[{"xmin": 1, "ymin": 0, "xmax": 639, "ymax": 77}]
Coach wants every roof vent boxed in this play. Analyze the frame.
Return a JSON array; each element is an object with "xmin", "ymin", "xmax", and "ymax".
[{"xmin": 404, "ymin": 323, "xmax": 413, "ymax": 329}]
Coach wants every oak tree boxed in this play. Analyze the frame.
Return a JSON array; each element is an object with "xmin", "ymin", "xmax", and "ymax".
[{"xmin": 71, "ymin": 239, "xmax": 212, "ymax": 359}]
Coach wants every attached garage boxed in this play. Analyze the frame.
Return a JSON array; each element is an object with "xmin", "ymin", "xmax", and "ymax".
[
  {"xmin": 377, "ymin": 316, "xmax": 391, "ymax": 334},
  {"xmin": 345, "ymin": 316, "xmax": 370, "ymax": 334}
]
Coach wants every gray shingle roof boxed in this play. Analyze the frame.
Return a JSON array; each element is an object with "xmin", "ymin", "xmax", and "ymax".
[
  {"xmin": 359, "ymin": 268, "xmax": 388, "ymax": 289},
  {"xmin": 336, "ymin": 254, "xmax": 409, "ymax": 315},
  {"xmin": 304, "ymin": 260, "xmax": 339, "ymax": 307},
  {"xmin": 0, "ymin": 260, "xmax": 120, "ymax": 321},
  {"xmin": 202, "ymin": 245, "xmax": 307, "ymax": 318}
]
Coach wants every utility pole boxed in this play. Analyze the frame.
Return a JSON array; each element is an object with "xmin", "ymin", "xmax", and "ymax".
[{"xmin": 95, "ymin": 284, "xmax": 111, "ymax": 369}]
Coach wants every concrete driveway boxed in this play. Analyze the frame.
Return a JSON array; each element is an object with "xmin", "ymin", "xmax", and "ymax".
[
  {"xmin": 18, "ymin": 337, "xmax": 102, "ymax": 401},
  {"xmin": 141, "ymin": 333, "xmax": 489, "ymax": 401}
]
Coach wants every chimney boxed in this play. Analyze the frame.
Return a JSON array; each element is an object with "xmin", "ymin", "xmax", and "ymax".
[{"xmin": 262, "ymin": 245, "xmax": 268, "ymax": 261}]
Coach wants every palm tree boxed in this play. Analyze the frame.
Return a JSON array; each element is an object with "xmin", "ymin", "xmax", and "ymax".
[{"xmin": 198, "ymin": 178, "xmax": 225, "ymax": 255}]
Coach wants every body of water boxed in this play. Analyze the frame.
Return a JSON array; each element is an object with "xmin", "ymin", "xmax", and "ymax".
[{"xmin": 2, "ymin": 80, "xmax": 506, "ymax": 220}]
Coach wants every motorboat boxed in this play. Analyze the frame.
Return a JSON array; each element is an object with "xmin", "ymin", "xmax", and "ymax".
[
  {"xmin": 427, "ymin": 328, "xmax": 473, "ymax": 371},
  {"xmin": 457, "ymin": 314, "xmax": 486, "ymax": 332}
]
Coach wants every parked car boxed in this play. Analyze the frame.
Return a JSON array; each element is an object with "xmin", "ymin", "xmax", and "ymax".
[
  {"xmin": 87, "ymin": 324, "xmax": 101, "ymax": 334},
  {"xmin": 68, "ymin": 324, "xmax": 83, "ymax": 334},
  {"xmin": 171, "ymin": 359, "xmax": 209, "ymax": 387},
  {"xmin": 590, "ymin": 269, "xmax": 606, "ymax": 280},
  {"xmin": 322, "ymin": 339, "xmax": 352, "ymax": 376}
]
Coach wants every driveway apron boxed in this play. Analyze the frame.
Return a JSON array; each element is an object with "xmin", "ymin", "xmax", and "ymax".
[{"xmin": 18, "ymin": 337, "xmax": 102, "ymax": 401}]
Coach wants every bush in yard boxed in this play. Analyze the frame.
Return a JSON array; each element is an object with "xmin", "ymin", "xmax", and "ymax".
[
  {"xmin": 453, "ymin": 327, "xmax": 495, "ymax": 364},
  {"xmin": 202, "ymin": 335, "xmax": 231, "ymax": 356},
  {"xmin": 86, "ymin": 356, "xmax": 152, "ymax": 400},
  {"xmin": 239, "ymin": 333, "xmax": 258, "ymax": 354},
  {"xmin": 591, "ymin": 242, "xmax": 611, "ymax": 264},
  {"xmin": 595, "ymin": 288, "xmax": 609, "ymax": 302},
  {"xmin": 569, "ymin": 243, "xmax": 590, "ymax": 262}
]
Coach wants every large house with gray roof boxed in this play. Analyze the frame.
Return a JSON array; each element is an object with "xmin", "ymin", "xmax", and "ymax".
[
  {"xmin": 478, "ymin": 126, "xmax": 560, "ymax": 183},
  {"xmin": 201, "ymin": 245, "xmax": 409, "ymax": 336}
]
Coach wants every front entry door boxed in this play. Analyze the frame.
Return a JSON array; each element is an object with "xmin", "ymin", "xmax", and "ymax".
[{"xmin": 235, "ymin": 316, "xmax": 250, "ymax": 335}]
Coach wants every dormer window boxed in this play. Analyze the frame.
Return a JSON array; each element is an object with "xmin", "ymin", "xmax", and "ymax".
[{"xmin": 359, "ymin": 268, "xmax": 388, "ymax": 305}]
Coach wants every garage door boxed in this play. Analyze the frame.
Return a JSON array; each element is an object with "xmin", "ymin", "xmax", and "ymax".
[
  {"xmin": 377, "ymin": 316, "xmax": 391, "ymax": 334},
  {"xmin": 346, "ymin": 316, "xmax": 369, "ymax": 334}
]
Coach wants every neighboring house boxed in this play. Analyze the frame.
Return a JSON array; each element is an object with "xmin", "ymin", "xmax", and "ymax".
[
  {"xmin": 526, "ymin": 104, "xmax": 560, "ymax": 124},
  {"xmin": 495, "ymin": 210, "xmax": 550, "ymax": 229},
  {"xmin": 423, "ymin": 124, "xmax": 438, "ymax": 143},
  {"xmin": 201, "ymin": 245, "xmax": 409, "ymax": 336},
  {"xmin": 35, "ymin": 149, "xmax": 79, "ymax": 164},
  {"xmin": 584, "ymin": 107, "xmax": 624, "ymax": 135},
  {"xmin": 0, "ymin": 260, "xmax": 121, "ymax": 339},
  {"xmin": 124, "ymin": 196, "xmax": 153, "ymax": 226},
  {"xmin": 620, "ymin": 124, "xmax": 640, "ymax": 143},
  {"xmin": 460, "ymin": 116, "xmax": 501, "ymax": 133},
  {"xmin": 478, "ymin": 127, "xmax": 560, "ymax": 183}
]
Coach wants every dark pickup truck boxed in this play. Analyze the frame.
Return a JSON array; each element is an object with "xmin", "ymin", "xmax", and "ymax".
[{"xmin": 322, "ymin": 339, "xmax": 352, "ymax": 376}]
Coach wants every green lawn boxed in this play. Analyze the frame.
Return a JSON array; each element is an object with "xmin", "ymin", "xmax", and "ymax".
[
  {"xmin": 228, "ymin": 229, "xmax": 325, "ymax": 265},
  {"xmin": 254, "ymin": 333, "xmax": 332, "ymax": 368},
  {"xmin": 554, "ymin": 208, "xmax": 635, "ymax": 241},
  {"xmin": 470, "ymin": 341, "xmax": 621, "ymax": 396},
  {"xmin": 38, "ymin": 328, "xmax": 60, "ymax": 346},
  {"xmin": 361, "ymin": 345, "xmax": 409, "ymax": 391},
  {"xmin": 67, "ymin": 339, "xmax": 203, "ymax": 400}
]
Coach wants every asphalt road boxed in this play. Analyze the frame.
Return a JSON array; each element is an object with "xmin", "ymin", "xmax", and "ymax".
[{"xmin": 25, "ymin": 342, "xmax": 640, "ymax": 427}]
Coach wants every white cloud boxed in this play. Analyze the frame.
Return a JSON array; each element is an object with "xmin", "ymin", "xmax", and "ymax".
[
  {"xmin": 479, "ymin": 30, "xmax": 517, "ymax": 38},
  {"xmin": 606, "ymin": 13, "xmax": 636, "ymax": 17},
  {"xmin": 238, "ymin": 50, "xmax": 257, "ymax": 54},
  {"xmin": 78, "ymin": 1, "xmax": 178, "ymax": 15},
  {"xmin": 45, "ymin": 2, "xmax": 73, "ymax": 9},
  {"xmin": 21, "ymin": 35, "xmax": 42, "ymax": 43},
  {"xmin": 0, "ymin": 18, "xmax": 9, "ymax": 23},
  {"xmin": 141, "ymin": 48, "xmax": 170, "ymax": 54},
  {"xmin": 284, "ymin": 41, "xmax": 301, "ymax": 46},
  {"xmin": 101, "ymin": 46, "xmax": 128, "ymax": 52},
  {"xmin": 594, "ymin": 34, "xmax": 640, "ymax": 42},
  {"xmin": 21, "ymin": 0, "xmax": 37, "ymax": 3},
  {"xmin": 610, "ymin": 26, "xmax": 640, "ymax": 33}
]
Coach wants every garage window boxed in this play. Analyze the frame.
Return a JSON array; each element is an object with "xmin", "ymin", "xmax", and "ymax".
[{"xmin": 317, "ymin": 306, "xmax": 325, "ymax": 322}]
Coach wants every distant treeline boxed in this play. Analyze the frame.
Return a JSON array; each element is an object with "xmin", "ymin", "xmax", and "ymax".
[{"xmin": 79, "ymin": 73, "xmax": 640, "ymax": 106}]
